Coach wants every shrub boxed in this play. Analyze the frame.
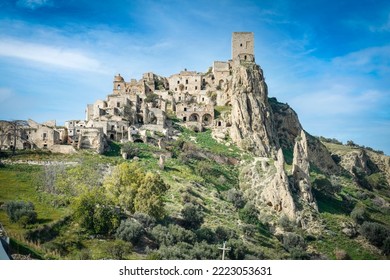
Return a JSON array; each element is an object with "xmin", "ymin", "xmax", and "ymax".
[
  {"xmin": 195, "ymin": 160, "xmax": 213, "ymax": 176},
  {"xmin": 283, "ymin": 232, "xmax": 309, "ymax": 260},
  {"xmin": 181, "ymin": 203, "xmax": 204, "ymax": 229},
  {"xmin": 282, "ymin": 233, "xmax": 306, "ymax": 252},
  {"xmin": 366, "ymin": 173, "xmax": 388, "ymax": 190},
  {"xmin": 226, "ymin": 189, "xmax": 245, "ymax": 209},
  {"xmin": 133, "ymin": 212, "xmax": 156, "ymax": 230},
  {"xmin": 360, "ymin": 222, "xmax": 389, "ymax": 247},
  {"xmin": 382, "ymin": 237, "xmax": 390, "ymax": 256},
  {"xmin": 239, "ymin": 203, "xmax": 259, "ymax": 224},
  {"xmin": 334, "ymin": 249, "xmax": 350, "ymax": 260},
  {"xmin": 278, "ymin": 215, "xmax": 294, "ymax": 231},
  {"xmin": 215, "ymin": 226, "xmax": 236, "ymax": 242},
  {"xmin": 191, "ymin": 241, "xmax": 220, "ymax": 260},
  {"xmin": 6, "ymin": 201, "xmax": 37, "ymax": 226},
  {"xmin": 101, "ymin": 239, "xmax": 133, "ymax": 260},
  {"xmin": 227, "ymin": 239, "xmax": 248, "ymax": 260},
  {"xmin": 151, "ymin": 224, "xmax": 196, "ymax": 246},
  {"xmin": 196, "ymin": 227, "xmax": 216, "ymax": 243},
  {"xmin": 350, "ymin": 204, "xmax": 369, "ymax": 224},
  {"xmin": 115, "ymin": 219, "xmax": 144, "ymax": 244}
]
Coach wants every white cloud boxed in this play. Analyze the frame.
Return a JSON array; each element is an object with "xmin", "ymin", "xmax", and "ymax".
[
  {"xmin": 16, "ymin": 0, "xmax": 52, "ymax": 10},
  {"xmin": 0, "ymin": 39, "xmax": 103, "ymax": 72}
]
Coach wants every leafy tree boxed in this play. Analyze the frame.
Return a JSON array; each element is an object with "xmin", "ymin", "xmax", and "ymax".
[
  {"xmin": 6, "ymin": 200, "xmax": 37, "ymax": 226},
  {"xmin": 72, "ymin": 189, "xmax": 120, "ymax": 235},
  {"xmin": 115, "ymin": 219, "xmax": 144, "ymax": 244},
  {"xmin": 104, "ymin": 162, "xmax": 169, "ymax": 219},
  {"xmin": 181, "ymin": 203, "xmax": 204, "ymax": 229}
]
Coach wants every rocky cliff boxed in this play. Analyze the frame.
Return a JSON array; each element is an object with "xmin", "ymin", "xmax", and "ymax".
[{"xmin": 230, "ymin": 62, "xmax": 279, "ymax": 157}]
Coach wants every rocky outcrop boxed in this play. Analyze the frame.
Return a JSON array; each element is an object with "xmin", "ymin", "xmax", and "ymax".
[
  {"xmin": 338, "ymin": 149, "xmax": 377, "ymax": 176},
  {"xmin": 240, "ymin": 149, "xmax": 296, "ymax": 220},
  {"xmin": 292, "ymin": 131, "xmax": 317, "ymax": 209},
  {"xmin": 270, "ymin": 98, "xmax": 339, "ymax": 174},
  {"xmin": 230, "ymin": 63, "xmax": 279, "ymax": 156},
  {"xmin": 366, "ymin": 151, "xmax": 390, "ymax": 184}
]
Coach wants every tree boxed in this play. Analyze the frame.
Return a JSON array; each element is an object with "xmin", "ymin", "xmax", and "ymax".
[
  {"xmin": 104, "ymin": 162, "xmax": 169, "ymax": 219},
  {"xmin": 72, "ymin": 189, "xmax": 120, "ymax": 235}
]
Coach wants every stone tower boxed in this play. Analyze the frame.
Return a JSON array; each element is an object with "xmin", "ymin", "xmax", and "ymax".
[{"xmin": 232, "ymin": 32, "xmax": 254, "ymax": 61}]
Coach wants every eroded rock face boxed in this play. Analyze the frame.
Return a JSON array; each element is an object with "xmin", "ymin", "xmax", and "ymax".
[
  {"xmin": 292, "ymin": 130, "xmax": 316, "ymax": 208},
  {"xmin": 230, "ymin": 63, "xmax": 279, "ymax": 157},
  {"xmin": 240, "ymin": 149, "xmax": 296, "ymax": 220}
]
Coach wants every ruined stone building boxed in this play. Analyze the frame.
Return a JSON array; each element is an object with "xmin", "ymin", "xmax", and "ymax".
[{"xmin": 1, "ymin": 32, "xmax": 256, "ymax": 153}]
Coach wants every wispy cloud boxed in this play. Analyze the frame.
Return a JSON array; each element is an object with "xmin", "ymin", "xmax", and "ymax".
[
  {"xmin": 0, "ymin": 38, "xmax": 103, "ymax": 72},
  {"xmin": 369, "ymin": 13, "xmax": 390, "ymax": 32},
  {"xmin": 16, "ymin": 0, "xmax": 52, "ymax": 10},
  {"xmin": 332, "ymin": 45, "xmax": 390, "ymax": 75}
]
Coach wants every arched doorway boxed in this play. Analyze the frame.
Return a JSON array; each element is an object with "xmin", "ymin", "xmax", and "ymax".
[
  {"xmin": 189, "ymin": 113, "xmax": 199, "ymax": 122},
  {"xmin": 134, "ymin": 139, "xmax": 144, "ymax": 143},
  {"xmin": 202, "ymin": 114, "xmax": 212, "ymax": 126}
]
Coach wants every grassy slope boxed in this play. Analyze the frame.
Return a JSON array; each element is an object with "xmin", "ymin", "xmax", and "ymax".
[{"xmin": 0, "ymin": 137, "xmax": 389, "ymax": 259}]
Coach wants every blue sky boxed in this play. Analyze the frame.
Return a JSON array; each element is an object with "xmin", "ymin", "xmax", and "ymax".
[{"xmin": 0, "ymin": 0, "xmax": 389, "ymax": 154}]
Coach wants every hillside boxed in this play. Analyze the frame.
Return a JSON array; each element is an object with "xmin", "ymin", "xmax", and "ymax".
[{"xmin": 0, "ymin": 120, "xmax": 389, "ymax": 260}]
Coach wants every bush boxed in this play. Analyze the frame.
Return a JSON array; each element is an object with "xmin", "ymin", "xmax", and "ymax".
[
  {"xmin": 196, "ymin": 227, "xmax": 216, "ymax": 243},
  {"xmin": 360, "ymin": 222, "xmax": 389, "ymax": 247},
  {"xmin": 151, "ymin": 224, "xmax": 196, "ymax": 246},
  {"xmin": 181, "ymin": 203, "xmax": 204, "ymax": 229},
  {"xmin": 350, "ymin": 204, "xmax": 369, "ymax": 224},
  {"xmin": 283, "ymin": 232, "xmax": 309, "ymax": 260},
  {"xmin": 382, "ymin": 237, "xmax": 390, "ymax": 256},
  {"xmin": 226, "ymin": 189, "xmax": 245, "ymax": 209},
  {"xmin": 366, "ymin": 173, "xmax": 388, "ymax": 190},
  {"xmin": 6, "ymin": 201, "xmax": 37, "ymax": 226},
  {"xmin": 227, "ymin": 239, "xmax": 248, "ymax": 260},
  {"xmin": 115, "ymin": 219, "xmax": 145, "ymax": 244},
  {"xmin": 133, "ymin": 212, "xmax": 156, "ymax": 230},
  {"xmin": 334, "ymin": 249, "xmax": 350, "ymax": 260},
  {"xmin": 278, "ymin": 215, "xmax": 294, "ymax": 231},
  {"xmin": 239, "ymin": 203, "xmax": 259, "ymax": 224},
  {"xmin": 282, "ymin": 233, "xmax": 306, "ymax": 252},
  {"xmin": 101, "ymin": 240, "xmax": 133, "ymax": 260}
]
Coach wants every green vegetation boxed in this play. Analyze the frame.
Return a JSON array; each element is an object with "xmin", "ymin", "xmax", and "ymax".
[
  {"xmin": 1, "ymin": 129, "xmax": 389, "ymax": 260},
  {"xmin": 6, "ymin": 201, "xmax": 37, "ymax": 226}
]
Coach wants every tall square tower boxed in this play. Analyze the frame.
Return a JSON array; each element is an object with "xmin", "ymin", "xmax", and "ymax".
[{"xmin": 232, "ymin": 32, "xmax": 254, "ymax": 60}]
